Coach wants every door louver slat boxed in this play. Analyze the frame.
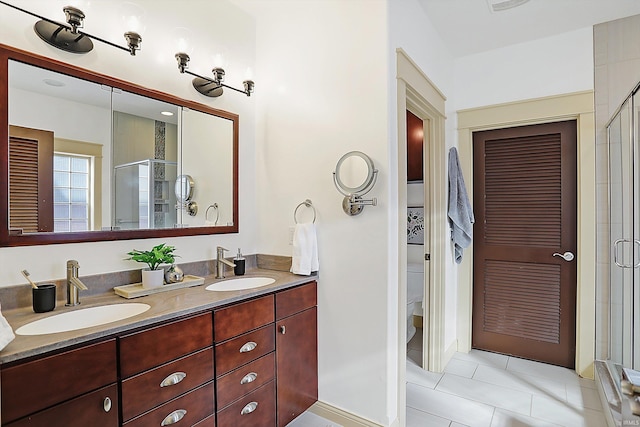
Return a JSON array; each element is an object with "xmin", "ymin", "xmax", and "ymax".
[
  {"xmin": 9, "ymin": 138, "xmax": 39, "ymax": 233},
  {"xmin": 483, "ymin": 260, "xmax": 561, "ymax": 343},
  {"xmin": 483, "ymin": 134, "xmax": 562, "ymax": 248}
]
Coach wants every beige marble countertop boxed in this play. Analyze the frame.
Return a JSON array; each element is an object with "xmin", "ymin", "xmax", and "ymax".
[{"xmin": 0, "ymin": 268, "xmax": 316, "ymax": 364}]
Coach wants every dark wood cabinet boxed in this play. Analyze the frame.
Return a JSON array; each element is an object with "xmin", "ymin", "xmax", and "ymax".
[
  {"xmin": 1, "ymin": 280, "xmax": 318, "ymax": 427},
  {"xmin": 5, "ymin": 384, "xmax": 119, "ymax": 427},
  {"xmin": 1, "ymin": 340, "xmax": 117, "ymax": 426},
  {"xmin": 119, "ymin": 312, "xmax": 213, "ymax": 378},
  {"xmin": 122, "ymin": 382, "xmax": 215, "ymax": 427},
  {"xmin": 120, "ymin": 347, "xmax": 214, "ymax": 421},
  {"xmin": 118, "ymin": 312, "xmax": 214, "ymax": 424},
  {"xmin": 275, "ymin": 282, "xmax": 318, "ymax": 427},
  {"xmin": 216, "ymin": 381, "xmax": 276, "ymax": 427}
]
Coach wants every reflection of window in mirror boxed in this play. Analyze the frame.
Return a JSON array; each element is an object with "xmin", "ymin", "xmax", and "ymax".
[
  {"xmin": 53, "ymin": 138, "xmax": 103, "ymax": 232},
  {"xmin": 53, "ymin": 154, "xmax": 90, "ymax": 232}
]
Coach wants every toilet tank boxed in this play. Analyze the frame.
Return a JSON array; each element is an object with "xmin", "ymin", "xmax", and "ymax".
[{"xmin": 407, "ymin": 262, "xmax": 424, "ymax": 305}]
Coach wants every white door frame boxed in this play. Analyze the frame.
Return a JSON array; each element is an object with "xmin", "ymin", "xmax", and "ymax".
[
  {"xmin": 456, "ymin": 91, "xmax": 596, "ymax": 378},
  {"xmin": 396, "ymin": 47, "xmax": 448, "ymax": 425}
]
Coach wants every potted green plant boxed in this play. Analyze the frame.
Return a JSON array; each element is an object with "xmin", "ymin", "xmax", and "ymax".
[{"xmin": 126, "ymin": 243, "xmax": 178, "ymax": 288}]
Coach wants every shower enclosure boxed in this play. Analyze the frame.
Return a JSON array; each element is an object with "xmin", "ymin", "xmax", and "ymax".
[
  {"xmin": 113, "ymin": 159, "xmax": 177, "ymax": 230},
  {"xmin": 608, "ymin": 83, "xmax": 640, "ymax": 375}
]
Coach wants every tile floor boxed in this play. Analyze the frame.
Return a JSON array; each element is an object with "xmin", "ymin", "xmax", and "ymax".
[
  {"xmin": 406, "ymin": 329, "xmax": 607, "ymax": 427},
  {"xmin": 290, "ymin": 329, "xmax": 607, "ymax": 427}
]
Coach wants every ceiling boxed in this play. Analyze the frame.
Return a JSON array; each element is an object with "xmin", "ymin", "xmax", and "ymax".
[{"xmin": 417, "ymin": 0, "xmax": 640, "ymax": 57}]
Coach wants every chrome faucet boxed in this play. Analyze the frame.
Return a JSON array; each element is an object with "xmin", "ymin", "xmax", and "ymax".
[
  {"xmin": 66, "ymin": 260, "xmax": 88, "ymax": 306},
  {"xmin": 216, "ymin": 246, "xmax": 236, "ymax": 279}
]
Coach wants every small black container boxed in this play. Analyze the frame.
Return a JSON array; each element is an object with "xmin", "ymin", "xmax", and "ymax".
[
  {"xmin": 32, "ymin": 283, "xmax": 56, "ymax": 313},
  {"xmin": 234, "ymin": 259, "xmax": 246, "ymax": 276},
  {"xmin": 234, "ymin": 248, "xmax": 246, "ymax": 276}
]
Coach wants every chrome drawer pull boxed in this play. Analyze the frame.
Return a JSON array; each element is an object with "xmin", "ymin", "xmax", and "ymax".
[
  {"xmin": 161, "ymin": 409, "xmax": 187, "ymax": 426},
  {"xmin": 241, "ymin": 401, "xmax": 258, "ymax": 415},
  {"xmin": 240, "ymin": 372, "xmax": 258, "ymax": 384},
  {"xmin": 103, "ymin": 397, "xmax": 112, "ymax": 413},
  {"xmin": 160, "ymin": 372, "xmax": 187, "ymax": 387},
  {"xmin": 240, "ymin": 341, "xmax": 257, "ymax": 353},
  {"xmin": 280, "ymin": 325, "xmax": 286, "ymax": 334}
]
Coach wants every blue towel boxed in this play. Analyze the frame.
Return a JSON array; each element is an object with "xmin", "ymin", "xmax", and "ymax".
[{"xmin": 447, "ymin": 147, "xmax": 474, "ymax": 264}]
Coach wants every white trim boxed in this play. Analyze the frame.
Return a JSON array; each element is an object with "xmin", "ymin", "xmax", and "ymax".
[
  {"xmin": 309, "ymin": 401, "xmax": 385, "ymax": 427},
  {"xmin": 456, "ymin": 91, "xmax": 596, "ymax": 378},
  {"xmin": 396, "ymin": 46, "xmax": 448, "ymax": 427}
]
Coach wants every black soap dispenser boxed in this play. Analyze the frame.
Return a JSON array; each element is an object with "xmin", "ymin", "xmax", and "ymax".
[{"xmin": 234, "ymin": 248, "xmax": 245, "ymax": 276}]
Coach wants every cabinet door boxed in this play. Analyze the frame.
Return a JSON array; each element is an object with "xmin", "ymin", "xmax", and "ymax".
[
  {"xmin": 276, "ymin": 307, "xmax": 318, "ymax": 427},
  {"xmin": 5, "ymin": 384, "xmax": 118, "ymax": 427},
  {"xmin": 1, "ymin": 340, "xmax": 117, "ymax": 424}
]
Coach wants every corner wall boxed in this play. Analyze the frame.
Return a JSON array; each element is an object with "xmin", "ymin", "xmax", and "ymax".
[{"xmin": 245, "ymin": 1, "xmax": 393, "ymax": 424}]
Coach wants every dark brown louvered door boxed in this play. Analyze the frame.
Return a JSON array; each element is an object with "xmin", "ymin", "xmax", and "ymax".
[
  {"xmin": 472, "ymin": 120, "xmax": 577, "ymax": 368},
  {"xmin": 8, "ymin": 126, "xmax": 54, "ymax": 233}
]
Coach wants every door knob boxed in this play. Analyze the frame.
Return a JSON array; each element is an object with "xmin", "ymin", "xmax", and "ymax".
[{"xmin": 552, "ymin": 251, "xmax": 575, "ymax": 262}]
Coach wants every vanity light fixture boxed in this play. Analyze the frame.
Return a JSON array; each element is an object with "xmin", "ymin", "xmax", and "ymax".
[
  {"xmin": 175, "ymin": 52, "xmax": 255, "ymax": 98},
  {"xmin": 0, "ymin": 1, "xmax": 142, "ymax": 55}
]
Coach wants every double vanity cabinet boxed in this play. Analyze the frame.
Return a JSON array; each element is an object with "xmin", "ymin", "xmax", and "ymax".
[{"xmin": 0, "ymin": 280, "xmax": 318, "ymax": 427}]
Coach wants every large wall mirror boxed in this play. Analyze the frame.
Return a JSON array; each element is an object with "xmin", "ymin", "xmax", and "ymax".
[{"xmin": 0, "ymin": 44, "xmax": 238, "ymax": 246}]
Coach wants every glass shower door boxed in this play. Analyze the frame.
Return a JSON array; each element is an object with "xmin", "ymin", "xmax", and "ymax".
[{"xmin": 608, "ymin": 89, "xmax": 640, "ymax": 370}]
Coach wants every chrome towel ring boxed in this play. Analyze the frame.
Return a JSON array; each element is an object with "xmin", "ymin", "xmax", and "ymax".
[
  {"xmin": 294, "ymin": 199, "xmax": 317, "ymax": 224},
  {"xmin": 205, "ymin": 203, "xmax": 219, "ymax": 225}
]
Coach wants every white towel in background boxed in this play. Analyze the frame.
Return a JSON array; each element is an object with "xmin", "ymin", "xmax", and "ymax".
[
  {"xmin": 290, "ymin": 223, "xmax": 319, "ymax": 276},
  {"xmin": 0, "ymin": 303, "xmax": 15, "ymax": 351},
  {"xmin": 447, "ymin": 147, "xmax": 475, "ymax": 264}
]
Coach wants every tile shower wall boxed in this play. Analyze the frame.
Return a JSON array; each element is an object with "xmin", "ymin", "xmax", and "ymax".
[{"xmin": 594, "ymin": 14, "xmax": 640, "ymax": 360}]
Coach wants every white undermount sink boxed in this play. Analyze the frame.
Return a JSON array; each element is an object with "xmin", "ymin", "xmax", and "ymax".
[
  {"xmin": 15, "ymin": 303, "xmax": 151, "ymax": 336},
  {"xmin": 205, "ymin": 277, "xmax": 276, "ymax": 292}
]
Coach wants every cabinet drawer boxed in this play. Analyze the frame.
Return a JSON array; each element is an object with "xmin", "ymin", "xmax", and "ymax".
[
  {"xmin": 120, "ymin": 312, "xmax": 213, "ymax": 377},
  {"xmin": 193, "ymin": 414, "xmax": 216, "ymax": 426},
  {"xmin": 121, "ymin": 347, "xmax": 214, "ymax": 421},
  {"xmin": 1, "ymin": 339, "xmax": 117, "ymax": 424},
  {"xmin": 214, "ymin": 295, "xmax": 274, "ymax": 342},
  {"xmin": 216, "ymin": 380, "xmax": 276, "ymax": 427},
  {"xmin": 276, "ymin": 281, "xmax": 317, "ymax": 320},
  {"xmin": 5, "ymin": 384, "xmax": 118, "ymax": 427},
  {"xmin": 123, "ymin": 381, "xmax": 214, "ymax": 427},
  {"xmin": 216, "ymin": 352, "xmax": 275, "ymax": 409},
  {"xmin": 215, "ymin": 324, "xmax": 275, "ymax": 376}
]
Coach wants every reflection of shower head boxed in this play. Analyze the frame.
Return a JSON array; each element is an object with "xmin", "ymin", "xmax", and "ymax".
[{"xmin": 206, "ymin": 203, "xmax": 219, "ymax": 226}]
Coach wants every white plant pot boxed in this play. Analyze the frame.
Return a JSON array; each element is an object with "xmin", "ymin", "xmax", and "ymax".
[{"xmin": 141, "ymin": 268, "xmax": 164, "ymax": 289}]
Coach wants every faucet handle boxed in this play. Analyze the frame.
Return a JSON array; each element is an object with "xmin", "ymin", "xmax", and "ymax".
[
  {"xmin": 217, "ymin": 246, "xmax": 229, "ymax": 252},
  {"xmin": 67, "ymin": 259, "xmax": 79, "ymax": 268}
]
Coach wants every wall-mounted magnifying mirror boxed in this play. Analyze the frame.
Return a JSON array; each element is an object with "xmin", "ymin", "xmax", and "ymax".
[
  {"xmin": 333, "ymin": 151, "xmax": 378, "ymax": 216},
  {"xmin": 175, "ymin": 174, "xmax": 197, "ymax": 216}
]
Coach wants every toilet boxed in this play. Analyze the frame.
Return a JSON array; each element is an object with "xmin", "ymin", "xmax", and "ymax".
[{"xmin": 407, "ymin": 262, "xmax": 424, "ymax": 342}]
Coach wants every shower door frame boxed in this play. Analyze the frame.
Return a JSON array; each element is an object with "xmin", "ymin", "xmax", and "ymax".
[{"xmin": 608, "ymin": 86, "xmax": 640, "ymax": 371}]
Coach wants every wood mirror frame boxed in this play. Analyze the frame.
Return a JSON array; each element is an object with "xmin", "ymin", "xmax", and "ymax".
[{"xmin": 0, "ymin": 44, "xmax": 239, "ymax": 247}]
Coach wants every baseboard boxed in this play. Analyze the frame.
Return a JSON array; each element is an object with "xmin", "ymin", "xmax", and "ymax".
[
  {"xmin": 443, "ymin": 339, "xmax": 458, "ymax": 367},
  {"xmin": 309, "ymin": 401, "xmax": 384, "ymax": 427}
]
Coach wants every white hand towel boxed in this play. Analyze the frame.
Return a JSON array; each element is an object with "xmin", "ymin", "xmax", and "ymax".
[
  {"xmin": 0, "ymin": 303, "xmax": 15, "ymax": 351},
  {"xmin": 290, "ymin": 223, "xmax": 319, "ymax": 276}
]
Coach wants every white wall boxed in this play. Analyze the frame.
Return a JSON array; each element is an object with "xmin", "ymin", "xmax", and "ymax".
[
  {"xmin": 389, "ymin": 0, "xmax": 461, "ymax": 359},
  {"xmin": 453, "ymin": 27, "xmax": 594, "ymax": 111},
  {"xmin": 229, "ymin": 0, "xmax": 394, "ymax": 424},
  {"xmin": 0, "ymin": 0, "xmax": 257, "ymax": 286}
]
